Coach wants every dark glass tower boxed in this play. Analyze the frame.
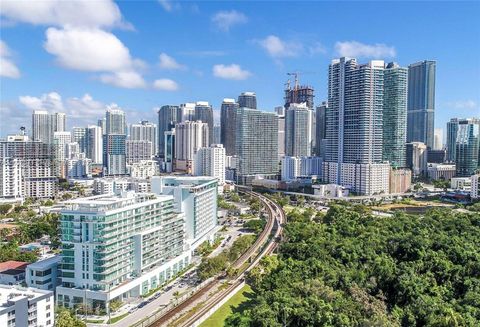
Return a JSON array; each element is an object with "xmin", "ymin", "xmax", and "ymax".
[{"xmin": 407, "ymin": 60, "xmax": 436, "ymax": 149}]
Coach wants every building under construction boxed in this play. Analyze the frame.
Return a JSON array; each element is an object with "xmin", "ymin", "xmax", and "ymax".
[{"xmin": 284, "ymin": 73, "xmax": 315, "ymax": 109}]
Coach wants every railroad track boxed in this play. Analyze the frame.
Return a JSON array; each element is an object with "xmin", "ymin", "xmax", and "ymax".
[{"xmin": 147, "ymin": 189, "xmax": 284, "ymax": 327}]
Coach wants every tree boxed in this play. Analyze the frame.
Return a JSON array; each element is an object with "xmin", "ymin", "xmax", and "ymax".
[
  {"xmin": 0, "ymin": 204, "xmax": 12, "ymax": 215},
  {"xmin": 55, "ymin": 307, "xmax": 86, "ymax": 327},
  {"xmin": 109, "ymin": 299, "xmax": 122, "ymax": 312}
]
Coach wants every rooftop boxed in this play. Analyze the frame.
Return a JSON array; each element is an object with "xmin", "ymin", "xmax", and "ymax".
[
  {"xmin": 26, "ymin": 255, "xmax": 61, "ymax": 270},
  {"xmin": 0, "ymin": 261, "xmax": 28, "ymax": 272},
  {"xmin": 0, "ymin": 285, "xmax": 52, "ymax": 309}
]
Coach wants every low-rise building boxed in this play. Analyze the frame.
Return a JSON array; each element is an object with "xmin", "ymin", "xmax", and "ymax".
[
  {"xmin": 427, "ymin": 163, "xmax": 456, "ymax": 181},
  {"xmin": 451, "ymin": 177, "xmax": 472, "ymax": 191},
  {"xmin": 313, "ymin": 184, "xmax": 349, "ymax": 198},
  {"xmin": 25, "ymin": 256, "xmax": 61, "ymax": 292},
  {"xmin": 0, "ymin": 285, "xmax": 54, "ymax": 327}
]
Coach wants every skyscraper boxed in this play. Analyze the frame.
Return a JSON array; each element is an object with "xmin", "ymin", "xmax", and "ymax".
[
  {"xmin": 449, "ymin": 118, "xmax": 480, "ymax": 177},
  {"xmin": 126, "ymin": 140, "xmax": 153, "ymax": 164},
  {"xmin": 238, "ymin": 92, "xmax": 257, "ymax": 109},
  {"xmin": 434, "ymin": 128, "xmax": 444, "ymax": 150},
  {"xmin": 32, "ymin": 111, "xmax": 66, "ymax": 144},
  {"xmin": 194, "ymin": 144, "xmax": 226, "ymax": 190},
  {"xmin": 53, "ymin": 131, "xmax": 71, "ymax": 161},
  {"xmin": 235, "ymin": 107, "xmax": 278, "ymax": 184},
  {"xmin": 85, "ymin": 125, "xmax": 103, "ymax": 164},
  {"xmin": 407, "ymin": 60, "xmax": 436, "ymax": 149},
  {"xmin": 324, "ymin": 57, "xmax": 389, "ymax": 195},
  {"xmin": 174, "ymin": 121, "xmax": 209, "ymax": 173},
  {"xmin": 382, "ymin": 62, "xmax": 408, "ymax": 167},
  {"xmin": 104, "ymin": 107, "xmax": 127, "ymax": 176},
  {"xmin": 315, "ymin": 102, "xmax": 328, "ymax": 157},
  {"xmin": 72, "ymin": 127, "xmax": 87, "ymax": 153},
  {"xmin": 130, "ymin": 120, "xmax": 157, "ymax": 156},
  {"xmin": 285, "ymin": 103, "xmax": 314, "ymax": 157},
  {"xmin": 194, "ymin": 102, "xmax": 214, "ymax": 144},
  {"xmin": 220, "ymin": 98, "xmax": 239, "ymax": 156},
  {"xmin": 157, "ymin": 105, "xmax": 181, "ymax": 158},
  {"xmin": 284, "ymin": 81, "xmax": 315, "ymax": 109}
]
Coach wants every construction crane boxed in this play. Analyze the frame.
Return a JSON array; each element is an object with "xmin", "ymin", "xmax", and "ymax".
[{"xmin": 287, "ymin": 72, "xmax": 301, "ymax": 90}]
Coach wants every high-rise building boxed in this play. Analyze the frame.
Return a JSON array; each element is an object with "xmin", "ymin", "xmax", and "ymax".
[
  {"xmin": 157, "ymin": 105, "xmax": 182, "ymax": 158},
  {"xmin": 434, "ymin": 128, "xmax": 444, "ymax": 150},
  {"xmin": 220, "ymin": 98, "xmax": 239, "ymax": 156},
  {"xmin": 213, "ymin": 124, "xmax": 221, "ymax": 145},
  {"xmin": 285, "ymin": 103, "xmax": 314, "ymax": 157},
  {"xmin": 277, "ymin": 112, "xmax": 285, "ymax": 159},
  {"xmin": 104, "ymin": 107, "xmax": 127, "ymax": 176},
  {"xmin": 130, "ymin": 121, "xmax": 157, "ymax": 156},
  {"xmin": 284, "ymin": 81, "xmax": 315, "ymax": 109},
  {"xmin": 97, "ymin": 117, "xmax": 106, "ymax": 131},
  {"xmin": 281, "ymin": 156, "xmax": 323, "ymax": 181},
  {"xmin": 238, "ymin": 92, "xmax": 257, "ymax": 109},
  {"xmin": 407, "ymin": 60, "xmax": 436, "ymax": 149},
  {"xmin": 126, "ymin": 140, "xmax": 153, "ymax": 164},
  {"xmin": 72, "ymin": 127, "xmax": 87, "ymax": 153},
  {"xmin": 194, "ymin": 144, "xmax": 226, "ymax": 190},
  {"xmin": 275, "ymin": 106, "xmax": 285, "ymax": 116},
  {"xmin": 0, "ymin": 133, "xmax": 57, "ymax": 198},
  {"xmin": 151, "ymin": 176, "xmax": 218, "ymax": 248},
  {"xmin": 452, "ymin": 118, "xmax": 480, "ymax": 177},
  {"xmin": 194, "ymin": 102, "xmax": 214, "ymax": 144},
  {"xmin": 315, "ymin": 102, "xmax": 328, "ymax": 157},
  {"xmin": 32, "ymin": 111, "xmax": 66, "ymax": 144},
  {"xmin": 235, "ymin": 107, "xmax": 278, "ymax": 184},
  {"xmin": 382, "ymin": 62, "xmax": 408, "ymax": 168},
  {"xmin": 56, "ymin": 192, "xmax": 189, "ymax": 311},
  {"xmin": 174, "ymin": 121, "xmax": 209, "ymax": 173},
  {"xmin": 323, "ymin": 57, "xmax": 389, "ymax": 195},
  {"xmin": 471, "ymin": 174, "xmax": 480, "ymax": 199},
  {"xmin": 53, "ymin": 131, "xmax": 71, "ymax": 163},
  {"xmin": 406, "ymin": 142, "xmax": 428, "ymax": 177},
  {"xmin": 164, "ymin": 129, "xmax": 175, "ymax": 173},
  {"xmin": 85, "ymin": 125, "xmax": 103, "ymax": 164}
]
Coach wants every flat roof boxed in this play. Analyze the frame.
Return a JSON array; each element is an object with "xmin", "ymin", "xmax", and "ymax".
[{"xmin": 27, "ymin": 255, "xmax": 61, "ymax": 270}]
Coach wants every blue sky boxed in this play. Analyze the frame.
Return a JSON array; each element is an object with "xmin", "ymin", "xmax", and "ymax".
[{"xmin": 1, "ymin": 0, "xmax": 479, "ymax": 138}]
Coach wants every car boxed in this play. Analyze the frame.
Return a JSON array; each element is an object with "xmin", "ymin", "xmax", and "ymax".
[
  {"xmin": 128, "ymin": 308, "xmax": 136, "ymax": 314},
  {"xmin": 138, "ymin": 301, "xmax": 148, "ymax": 308}
]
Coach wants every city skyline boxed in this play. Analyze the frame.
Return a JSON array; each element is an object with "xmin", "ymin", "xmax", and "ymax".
[{"xmin": 1, "ymin": 1, "xmax": 479, "ymax": 136}]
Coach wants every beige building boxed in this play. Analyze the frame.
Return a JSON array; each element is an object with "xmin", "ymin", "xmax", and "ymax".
[{"xmin": 389, "ymin": 168, "xmax": 412, "ymax": 194}]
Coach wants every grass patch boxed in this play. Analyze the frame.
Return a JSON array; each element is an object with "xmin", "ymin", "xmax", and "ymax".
[
  {"xmin": 199, "ymin": 284, "xmax": 254, "ymax": 327},
  {"xmin": 107, "ymin": 312, "xmax": 128, "ymax": 324},
  {"xmin": 85, "ymin": 319, "xmax": 104, "ymax": 323}
]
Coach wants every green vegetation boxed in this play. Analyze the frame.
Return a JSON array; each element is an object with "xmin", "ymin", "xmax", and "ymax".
[
  {"xmin": 200, "ymin": 284, "xmax": 254, "ymax": 327},
  {"xmin": 16, "ymin": 212, "xmax": 60, "ymax": 246},
  {"xmin": 55, "ymin": 307, "xmax": 86, "ymax": 327},
  {"xmin": 198, "ymin": 235, "xmax": 255, "ymax": 280},
  {"xmin": 197, "ymin": 238, "xmax": 223, "ymax": 257},
  {"xmin": 109, "ymin": 299, "xmax": 123, "ymax": 312},
  {"xmin": 243, "ymin": 219, "xmax": 266, "ymax": 234},
  {"xmin": 0, "ymin": 242, "xmax": 37, "ymax": 262},
  {"xmin": 0, "ymin": 203, "xmax": 12, "ymax": 215},
  {"xmin": 226, "ymin": 204, "xmax": 480, "ymax": 326},
  {"xmin": 107, "ymin": 312, "xmax": 128, "ymax": 324},
  {"xmin": 433, "ymin": 179, "xmax": 450, "ymax": 191}
]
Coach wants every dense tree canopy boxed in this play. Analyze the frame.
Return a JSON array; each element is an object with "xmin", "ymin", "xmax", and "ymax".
[{"xmin": 227, "ymin": 205, "xmax": 480, "ymax": 326}]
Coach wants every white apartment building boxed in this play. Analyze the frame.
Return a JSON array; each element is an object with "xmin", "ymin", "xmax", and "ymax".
[
  {"xmin": 427, "ymin": 163, "xmax": 456, "ymax": 181},
  {"xmin": 25, "ymin": 256, "xmax": 61, "ymax": 292},
  {"xmin": 0, "ymin": 285, "xmax": 54, "ymax": 327},
  {"xmin": 281, "ymin": 157, "xmax": 301, "ymax": 181},
  {"xmin": 53, "ymin": 132, "xmax": 71, "ymax": 161},
  {"xmin": 0, "ymin": 158, "xmax": 22, "ymax": 198},
  {"xmin": 174, "ymin": 121, "xmax": 209, "ymax": 173},
  {"xmin": 126, "ymin": 140, "xmax": 153, "ymax": 164},
  {"xmin": 56, "ymin": 192, "xmax": 189, "ymax": 312},
  {"xmin": 93, "ymin": 178, "xmax": 150, "ymax": 195},
  {"xmin": 471, "ymin": 174, "xmax": 479, "ymax": 199},
  {"xmin": 66, "ymin": 155, "xmax": 92, "ymax": 179},
  {"xmin": 128, "ymin": 160, "xmax": 159, "ymax": 179},
  {"xmin": 151, "ymin": 176, "xmax": 218, "ymax": 250},
  {"xmin": 130, "ymin": 121, "xmax": 157, "ymax": 156},
  {"xmin": 450, "ymin": 177, "xmax": 472, "ymax": 191},
  {"xmin": 194, "ymin": 144, "xmax": 226, "ymax": 191},
  {"xmin": 282, "ymin": 156, "xmax": 323, "ymax": 181}
]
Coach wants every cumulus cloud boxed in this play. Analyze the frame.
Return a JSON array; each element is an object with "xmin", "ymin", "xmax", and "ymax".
[
  {"xmin": 213, "ymin": 64, "xmax": 251, "ymax": 80},
  {"xmin": 158, "ymin": 53, "xmax": 186, "ymax": 70},
  {"xmin": 158, "ymin": 0, "xmax": 180, "ymax": 12},
  {"xmin": 44, "ymin": 27, "xmax": 146, "ymax": 88},
  {"xmin": 0, "ymin": 40, "xmax": 20, "ymax": 78},
  {"xmin": 153, "ymin": 78, "xmax": 179, "ymax": 91},
  {"xmin": 19, "ymin": 92, "xmax": 64, "ymax": 111},
  {"xmin": 211, "ymin": 10, "xmax": 247, "ymax": 32},
  {"xmin": 335, "ymin": 41, "xmax": 396, "ymax": 58},
  {"xmin": 256, "ymin": 35, "xmax": 302, "ymax": 58},
  {"xmin": 0, "ymin": 0, "xmax": 129, "ymax": 29}
]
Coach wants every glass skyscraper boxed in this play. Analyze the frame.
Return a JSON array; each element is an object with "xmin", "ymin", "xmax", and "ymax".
[
  {"xmin": 447, "ymin": 118, "xmax": 480, "ymax": 177},
  {"xmin": 237, "ymin": 92, "xmax": 257, "ymax": 109},
  {"xmin": 157, "ymin": 105, "xmax": 181, "ymax": 158},
  {"xmin": 407, "ymin": 60, "xmax": 436, "ymax": 149},
  {"xmin": 220, "ymin": 98, "xmax": 239, "ymax": 156},
  {"xmin": 383, "ymin": 62, "xmax": 408, "ymax": 167}
]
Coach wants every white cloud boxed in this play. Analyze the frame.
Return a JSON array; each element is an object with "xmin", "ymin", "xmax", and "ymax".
[
  {"xmin": 213, "ymin": 64, "xmax": 251, "ymax": 80},
  {"xmin": 256, "ymin": 35, "xmax": 302, "ymax": 58},
  {"xmin": 19, "ymin": 92, "xmax": 64, "ymax": 111},
  {"xmin": 99, "ymin": 71, "xmax": 146, "ymax": 89},
  {"xmin": 211, "ymin": 10, "xmax": 247, "ymax": 32},
  {"xmin": 0, "ymin": 0, "xmax": 128, "ymax": 28},
  {"xmin": 158, "ymin": 0, "xmax": 180, "ymax": 12},
  {"xmin": 153, "ymin": 78, "xmax": 179, "ymax": 91},
  {"xmin": 158, "ymin": 53, "xmax": 186, "ymax": 70},
  {"xmin": 335, "ymin": 41, "xmax": 396, "ymax": 58},
  {"xmin": 0, "ymin": 40, "xmax": 20, "ymax": 78},
  {"xmin": 44, "ymin": 27, "xmax": 146, "ymax": 88}
]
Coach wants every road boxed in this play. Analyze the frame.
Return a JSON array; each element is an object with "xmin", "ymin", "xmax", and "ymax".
[{"xmin": 145, "ymin": 188, "xmax": 285, "ymax": 327}]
